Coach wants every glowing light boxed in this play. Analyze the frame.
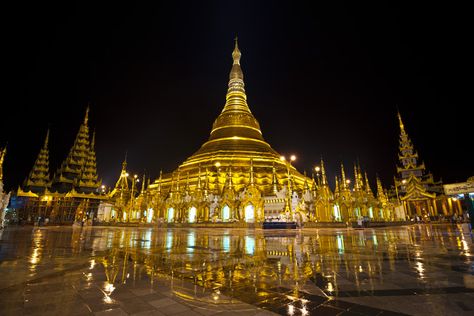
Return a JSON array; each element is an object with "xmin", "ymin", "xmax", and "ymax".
[
  {"xmin": 327, "ymin": 282, "xmax": 334, "ymax": 292},
  {"xmin": 280, "ymin": 156, "xmax": 286, "ymax": 161},
  {"xmin": 288, "ymin": 304, "xmax": 295, "ymax": 316},
  {"xmin": 188, "ymin": 206, "xmax": 197, "ymax": 223},
  {"xmin": 215, "ymin": 162, "xmax": 221, "ymax": 168},
  {"xmin": 314, "ymin": 166, "xmax": 320, "ymax": 172},
  {"xmin": 290, "ymin": 155, "xmax": 296, "ymax": 161},
  {"xmin": 346, "ymin": 179, "xmax": 351, "ymax": 184},
  {"xmin": 244, "ymin": 204, "xmax": 255, "ymax": 222},
  {"xmin": 167, "ymin": 207, "xmax": 174, "ymax": 222},
  {"xmin": 222, "ymin": 205, "xmax": 230, "ymax": 221},
  {"xmin": 245, "ymin": 236, "xmax": 255, "ymax": 255}
]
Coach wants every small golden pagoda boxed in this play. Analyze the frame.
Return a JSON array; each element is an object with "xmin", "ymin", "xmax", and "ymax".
[
  {"xmin": 394, "ymin": 111, "xmax": 442, "ymax": 217},
  {"xmin": 148, "ymin": 40, "xmax": 308, "ymax": 223}
]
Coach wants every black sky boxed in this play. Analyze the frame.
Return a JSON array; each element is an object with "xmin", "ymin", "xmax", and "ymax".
[{"xmin": 1, "ymin": 1, "xmax": 471, "ymax": 191}]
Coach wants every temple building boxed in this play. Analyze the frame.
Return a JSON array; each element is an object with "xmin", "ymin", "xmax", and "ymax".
[
  {"xmin": 127, "ymin": 41, "xmax": 404, "ymax": 226},
  {"xmin": 394, "ymin": 112, "xmax": 444, "ymax": 218},
  {"xmin": 16, "ymin": 107, "xmax": 105, "ymax": 223}
]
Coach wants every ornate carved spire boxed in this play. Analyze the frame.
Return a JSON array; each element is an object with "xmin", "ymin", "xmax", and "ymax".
[
  {"xmin": 52, "ymin": 106, "xmax": 99, "ymax": 193},
  {"xmin": 157, "ymin": 170, "xmax": 162, "ymax": 194},
  {"xmin": 23, "ymin": 129, "xmax": 51, "ymax": 193},
  {"xmin": 376, "ymin": 176, "xmax": 388, "ymax": 206},
  {"xmin": 340, "ymin": 163, "xmax": 348, "ymax": 190},
  {"xmin": 0, "ymin": 146, "xmax": 5, "ymax": 182},
  {"xmin": 320, "ymin": 158, "xmax": 328, "ymax": 185},
  {"xmin": 272, "ymin": 163, "xmax": 279, "ymax": 195},
  {"xmin": 364, "ymin": 171, "xmax": 374, "ymax": 196}
]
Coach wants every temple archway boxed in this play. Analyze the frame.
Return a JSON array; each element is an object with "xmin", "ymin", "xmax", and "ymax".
[
  {"xmin": 222, "ymin": 205, "xmax": 230, "ymax": 222},
  {"xmin": 244, "ymin": 203, "xmax": 255, "ymax": 223},
  {"xmin": 188, "ymin": 206, "xmax": 197, "ymax": 223},
  {"xmin": 167, "ymin": 207, "xmax": 174, "ymax": 223}
]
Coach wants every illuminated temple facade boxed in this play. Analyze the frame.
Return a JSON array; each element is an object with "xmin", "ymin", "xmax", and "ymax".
[
  {"xmin": 13, "ymin": 42, "xmax": 464, "ymax": 225},
  {"xmin": 99, "ymin": 42, "xmax": 407, "ymax": 225}
]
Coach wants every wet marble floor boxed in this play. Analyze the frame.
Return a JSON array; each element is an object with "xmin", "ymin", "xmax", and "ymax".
[{"xmin": 0, "ymin": 224, "xmax": 473, "ymax": 315}]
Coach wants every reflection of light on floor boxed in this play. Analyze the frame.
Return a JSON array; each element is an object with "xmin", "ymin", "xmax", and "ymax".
[
  {"xmin": 301, "ymin": 304, "xmax": 309, "ymax": 316},
  {"xmin": 223, "ymin": 235, "xmax": 230, "ymax": 252},
  {"xmin": 287, "ymin": 304, "xmax": 294, "ymax": 315},
  {"xmin": 327, "ymin": 281, "xmax": 334, "ymax": 292},
  {"xmin": 103, "ymin": 282, "xmax": 116, "ymax": 303},
  {"xmin": 166, "ymin": 231, "xmax": 173, "ymax": 252},
  {"xmin": 415, "ymin": 261, "xmax": 425, "ymax": 279},
  {"xmin": 245, "ymin": 236, "xmax": 255, "ymax": 255},
  {"xmin": 336, "ymin": 235, "xmax": 344, "ymax": 254},
  {"xmin": 187, "ymin": 231, "xmax": 195, "ymax": 255},
  {"xmin": 89, "ymin": 259, "xmax": 96, "ymax": 270}
]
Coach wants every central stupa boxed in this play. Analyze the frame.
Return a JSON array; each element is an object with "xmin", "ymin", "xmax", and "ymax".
[{"xmin": 150, "ymin": 40, "xmax": 306, "ymax": 195}]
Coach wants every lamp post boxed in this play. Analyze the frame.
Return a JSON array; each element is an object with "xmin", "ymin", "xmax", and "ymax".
[
  {"xmin": 129, "ymin": 174, "xmax": 139, "ymax": 221},
  {"xmin": 314, "ymin": 166, "xmax": 321, "ymax": 185},
  {"xmin": 280, "ymin": 154, "xmax": 297, "ymax": 219}
]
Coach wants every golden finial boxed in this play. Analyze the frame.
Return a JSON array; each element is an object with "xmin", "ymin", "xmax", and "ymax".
[
  {"xmin": 232, "ymin": 36, "xmax": 241, "ymax": 65},
  {"xmin": 84, "ymin": 105, "xmax": 90, "ymax": 125},
  {"xmin": 397, "ymin": 110, "xmax": 405, "ymax": 133},
  {"xmin": 43, "ymin": 129, "xmax": 50, "ymax": 149},
  {"xmin": 90, "ymin": 130, "xmax": 96, "ymax": 149}
]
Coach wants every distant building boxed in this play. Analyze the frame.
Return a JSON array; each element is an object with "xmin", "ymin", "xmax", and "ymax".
[{"xmin": 16, "ymin": 107, "xmax": 105, "ymax": 224}]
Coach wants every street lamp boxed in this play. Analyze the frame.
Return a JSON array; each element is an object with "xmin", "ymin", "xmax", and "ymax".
[{"xmin": 314, "ymin": 166, "xmax": 321, "ymax": 185}]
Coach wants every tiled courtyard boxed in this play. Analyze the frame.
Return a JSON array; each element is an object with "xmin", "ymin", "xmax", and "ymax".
[{"xmin": 0, "ymin": 224, "xmax": 473, "ymax": 315}]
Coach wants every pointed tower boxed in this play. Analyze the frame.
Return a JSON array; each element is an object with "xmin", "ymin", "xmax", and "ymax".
[
  {"xmin": 75, "ymin": 130, "xmax": 101, "ymax": 193},
  {"xmin": 396, "ymin": 111, "xmax": 442, "ymax": 194},
  {"xmin": 364, "ymin": 172, "xmax": 374, "ymax": 197},
  {"xmin": 0, "ymin": 147, "xmax": 6, "ymax": 183},
  {"xmin": 52, "ymin": 107, "xmax": 96, "ymax": 193},
  {"xmin": 109, "ymin": 158, "xmax": 130, "ymax": 200},
  {"xmin": 376, "ymin": 176, "xmax": 389, "ymax": 207},
  {"xmin": 151, "ymin": 39, "xmax": 308, "ymax": 197},
  {"xmin": 23, "ymin": 130, "xmax": 51, "ymax": 193}
]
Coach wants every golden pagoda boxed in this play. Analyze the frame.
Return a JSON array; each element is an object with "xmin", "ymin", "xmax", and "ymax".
[
  {"xmin": 148, "ymin": 40, "xmax": 308, "ymax": 223},
  {"xmin": 16, "ymin": 107, "xmax": 106, "ymax": 224},
  {"xmin": 23, "ymin": 129, "xmax": 52, "ymax": 193},
  {"xmin": 394, "ymin": 111, "xmax": 442, "ymax": 217}
]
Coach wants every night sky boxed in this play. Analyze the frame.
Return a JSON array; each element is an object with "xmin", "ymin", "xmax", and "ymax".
[{"xmin": 1, "ymin": 1, "xmax": 471, "ymax": 192}]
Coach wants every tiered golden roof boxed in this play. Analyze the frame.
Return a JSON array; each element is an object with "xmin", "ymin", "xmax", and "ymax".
[
  {"xmin": 23, "ymin": 129, "xmax": 51, "ymax": 193},
  {"xmin": 52, "ymin": 107, "xmax": 101, "ymax": 193}
]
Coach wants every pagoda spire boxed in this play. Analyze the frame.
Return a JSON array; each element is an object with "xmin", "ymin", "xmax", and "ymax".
[
  {"xmin": 340, "ymin": 163, "xmax": 348, "ymax": 190},
  {"xmin": 23, "ymin": 129, "xmax": 51, "ymax": 193},
  {"xmin": 75, "ymin": 129, "xmax": 101, "ymax": 193},
  {"xmin": 320, "ymin": 158, "xmax": 328, "ymax": 185},
  {"xmin": 272, "ymin": 163, "xmax": 279, "ymax": 195},
  {"xmin": 141, "ymin": 173, "xmax": 146, "ymax": 194},
  {"xmin": 0, "ymin": 146, "xmax": 5, "ymax": 182},
  {"xmin": 364, "ymin": 171, "xmax": 374, "ymax": 196},
  {"xmin": 397, "ymin": 111, "xmax": 406, "ymax": 135},
  {"xmin": 353, "ymin": 164, "xmax": 362, "ymax": 191},
  {"xmin": 53, "ymin": 106, "xmax": 97, "ymax": 193},
  {"xmin": 376, "ymin": 176, "xmax": 388, "ymax": 205},
  {"xmin": 157, "ymin": 170, "xmax": 162, "ymax": 195},
  {"xmin": 334, "ymin": 176, "xmax": 340, "ymax": 196}
]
